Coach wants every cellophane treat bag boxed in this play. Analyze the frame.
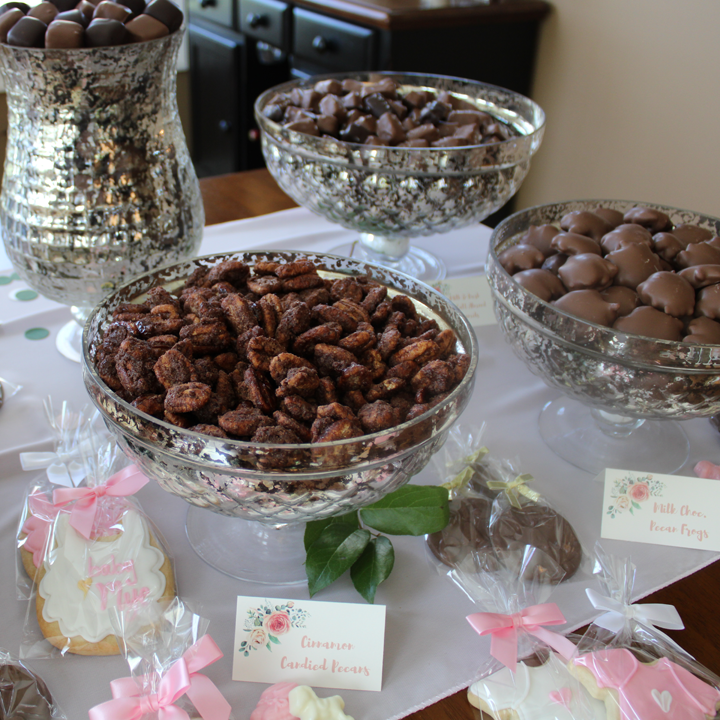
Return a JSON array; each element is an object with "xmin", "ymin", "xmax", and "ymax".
[
  {"xmin": 19, "ymin": 424, "xmax": 176, "ymax": 659},
  {"xmin": 570, "ymin": 544, "xmax": 720, "ymax": 720},
  {"xmin": 0, "ymin": 647, "xmax": 66, "ymax": 719}
]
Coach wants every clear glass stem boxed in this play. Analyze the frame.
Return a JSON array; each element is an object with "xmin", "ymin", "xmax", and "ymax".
[
  {"xmin": 359, "ymin": 233, "xmax": 410, "ymax": 261},
  {"xmin": 591, "ymin": 409, "xmax": 645, "ymax": 438}
]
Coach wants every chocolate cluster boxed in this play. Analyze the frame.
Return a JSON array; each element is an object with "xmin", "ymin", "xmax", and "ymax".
[
  {"xmin": 0, "ymin": 0, "xmax": 181, "ymax": 49},
  {"xmin": 499, "ymin": 205, "xmax": 720, "ymax": 343},
  {"xmin": 92, "ymin": 258, "xmax": 470, "ymax": 456},
  {"xmin": 261, "ymin": 76, "xmax": 518, "ymax": 148}
]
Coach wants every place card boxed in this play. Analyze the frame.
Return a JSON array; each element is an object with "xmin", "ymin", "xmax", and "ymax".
[
  {"xmin": 431, "ymin": 275, "xmax": 496, "ymax": 327},
  {"xmin": 232, "ymin": 596, "xmax": 386, "ymax": 691},
  {"xmin": 599, "ymin": 468, "xmax": 720, "ymax": 551}
]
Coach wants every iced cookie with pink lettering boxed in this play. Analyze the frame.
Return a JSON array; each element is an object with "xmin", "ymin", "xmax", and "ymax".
[
  {"xmin": 34, "ymin": 507, "xmax": 175, "ymax": 656},
  {"xmin": 467, "ymin": 652, "xmax": 607, "ymax": 720},
  {"xmin": 569, "ymin": 648, "xmax": 720, "ymax": 720}
]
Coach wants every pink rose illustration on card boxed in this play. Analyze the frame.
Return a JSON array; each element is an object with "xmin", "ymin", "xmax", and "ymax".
[
  {"xmin": 240, "ymin": 600, "xmax": 309, "ymax": 656},
  {"xmin": 607, "ymin": 474, "xmax": 665, "ymax": 519}
]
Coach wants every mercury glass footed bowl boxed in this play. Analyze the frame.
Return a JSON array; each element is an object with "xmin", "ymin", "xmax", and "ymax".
[
  {"xmin": 255, "ymin": 72, "xmax": 545, "ymax": 282},
  {"xmin": 82, "ymin": 251, "xmax": 478, "ymax": 583},
  {"xmin": 486, "ymin": 199, "xmax": 720, "ymax": 475},
  {"xmin": 0, "ymin": 29, "xmax": 204, "ymax": 362}
]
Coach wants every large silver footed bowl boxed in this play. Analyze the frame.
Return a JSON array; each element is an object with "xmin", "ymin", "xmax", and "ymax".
[
  {"xmin": 82, "ymin": 251, "xmax": 478, "ymax": 524},
  {"xmin": 487, "ymin": 200, "xmax": 720, "ymax": 421}
]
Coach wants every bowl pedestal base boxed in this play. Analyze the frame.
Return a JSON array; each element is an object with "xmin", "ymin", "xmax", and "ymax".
[
  {"xmin": 539, "ymin": 397, "xmax": 690, "ymax": 476},
  {"xmin": 186, "ymin": 506, "xmax": 308, "ymax": 585}
]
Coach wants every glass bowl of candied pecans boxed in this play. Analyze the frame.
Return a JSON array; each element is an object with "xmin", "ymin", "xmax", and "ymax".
[
  {"xmin": 82, "ymin": 250, "xmax": 477, "ymax": 582},
  {"xmin": 486, "ymin": 198, "xmax": 720, "ymax": 476},
  {"xmin": 254, "ymin": 72, "xmax": 544, "ymax": 283}
]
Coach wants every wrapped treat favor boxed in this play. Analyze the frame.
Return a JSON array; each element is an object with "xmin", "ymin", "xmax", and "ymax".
[
  {"xmin": 89, "ymin": 598, "xmax": 232, "ymax": 720},
  {"xmin": 20, "ymin": 436, "xmax": 176, "ymax": 658},
  {"xmin": 569, "ymin": 546, "xmax": 720, "ymax": 720},
  {"xmin": 251, "ymin": 683, "xmax": 354, "ymax": 720},
  {"xmin": 0, "ymin": 648, "xmax": 65, "ymax": 719}
]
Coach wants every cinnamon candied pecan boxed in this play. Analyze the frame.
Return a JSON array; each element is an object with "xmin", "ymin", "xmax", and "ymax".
[
  {"xmin": 313, "ymin": 304, "xmax": 359, "ymax": 334},
  {"xmin": 359, "ymin": 348, "xmax": 386, "ymax": 380},
  {"xmin": 210, "ymin": 281, "xmax": 236, "ymax": 295},
  {"xmin": 370, "ymin": 300, "xmax": 392, "ymax": 326},
  {"xmin": 447, "ymin": 353, "xmax": 471, "ymax": 383},
  {"xmin": 298, "ymin": 286, "xmax": 330, "ymax": 307},
  {"xmin": 135, "ymin": 317, "xmax": 186, "ymax": 339},
  {"xmin": 254, "ymin": 260, "xmax": 281, "ymax": 275},
  {"xmin": 204, "ymin": 260, "xmax": 250, "ymax": 287},
  {"xmin": 314, "ymin": 343, "xmax": 357, "ymax": 375},
  {"xmin": 282, "ymin": 273, "xmax": 325, "ymax": 292},
  {"xmin": 366, "ymin": 376, "xmax": 406, "ymax": 402},
  {"xmin": 188, "ymin": 424, "xmax": 228, "ymax": 438},
  {"xmin": 164, "ymin": 409, "xmax": 192, "ymax": 428},
  {"xmin": 275, "ymin": 302, "xmax": 312, "ymax": 345},
  {"xmin": 391, "ymin": 294, "xmax": 417, "ymax": 319},
  {"xmin": 274, "ymin": 260, "xmax": 318, "ymax": 278},
  {"xmin": 247, "ymin": 275, "xmax": 283, "ymax": 295},
  {"xmin": 145, "ymin": 286, "xmax": 177, "ymax": 308},
  {"xmin": 410, "ymin": 359, "xmax": 455, "ymax": 396},
  {"xmin": 221, "ymin": 294, "xmax": 258, "ymax": 335},
  {"xmin": 154, "ymin": 347, "xmax": 198, "ymax": 389},
  {"xmin": 280, "ymin": 394, "xmax": 318, "ymax": 424},
  {"xmin": 147, "ymin": 335, "xmax": 179, "ymax": 352},
  {"xmin": 219, "ymin": 407, "xmax": 273, "ymax": 437},
  {"xmin": 258, "ymin": 294, "xmax": 282, "ymax": 337},
  {"xmin": 115, "ymin": 337, "xmax": 163, "ymax": 397},
  {"xmin": 361, "ymin": 285, "xmax": 387, "ymax": 314},
  {"xmin": 339, "ymin": 328, "xmax": 375, "ymax": 355},
  {"xmin": 292, "ymin": 322, "xmax": 343, "ymax": 355},
  {"xmin": 269, "ymin": 352, "xmax": 315, "ymax": 383},
  {"xmin": 358, "ymin": 400, "xmax": 402, "ymax": 433},
  {"xmin": 434, "ymin": 329, "xmax": 457, "ymax": 357},
  {"xmin": 389, "ymin": 339, "xmax": 439, "ymax": 367},
  {"xmin": 387, "ymin": 360, "xmax": 419, "ymax": 380},
  {"xmin": 342, "ymin": 391, "xmax": 366, "ymax": 412},
  {"xmin": 330, "ymin": 278, "xmax": 363, "ymax": 304},
  {"xmin": 244, "ymin": 366, "xmax": 276, "ymax": 414},
  {"xmin": 334, "ymin": 298, "xmax": 370, "ymax": 325},
  {"xmin": 132, "ymin": 394, "xmax": 165, "ymax": 418},
  {"xmin": 236, "ymin": 326, "xmax": 266, "ymax": 361},
  {"xmin": 193, "ymin": 357, "xmax": 220, "ymax": 388},
  {"xmin": 112, "ymin": 301, "xmax": 150, "ymax": 320},
  {"xmin": 150, "ymin": 303, "xmax": 181, "ymax": 319},
  {"xmin": 247, "ymin": 336, "xmax": 285, "ymax": 373},
  {"xmin": 165, "ymin": 382, "xmax": 213, "ymax": 413},
  {"xmin": 315, "ymin": 377, "xmax": 338, "ymax": 405},
  {"xmin": 97, "ymin": 354, "xmax": 124, "ymax": 392},
  {"xmin": 180, "ymin": 320, "xmax": 233, "ymax": 354},
  {"xmin": 273, "ymin": 411, "xmax": 313, "ymax": 442},
  {"xmin": 214, "ymin": 352, "xmax": 239, "ymax": 372},
  {"xmin": 377, "ymin": 326, "xmax": 402, "ymax": 359},
  {"xmin": 337, "ymin": 363, "xmax": 373, "ymax": 392}
]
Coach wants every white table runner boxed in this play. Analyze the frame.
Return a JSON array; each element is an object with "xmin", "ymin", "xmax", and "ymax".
[{"xmin": 0, "ymin": 208, "xmax": 718, "ymax": 720}]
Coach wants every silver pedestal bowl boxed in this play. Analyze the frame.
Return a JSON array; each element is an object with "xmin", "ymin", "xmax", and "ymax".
[
  {"xmin": 486, "ymin": 199, "xmax": 720, "ymax": 475},
  {"xmin": 255, "ymin": 72, "xmax": 545, "ymax": 283},
  {"xmin": 82, "ymin": 251, "xmax": 478, "ymax": 583}
]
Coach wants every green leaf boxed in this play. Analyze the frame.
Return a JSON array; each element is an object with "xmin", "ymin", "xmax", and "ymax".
[
  {"xmin": 306, "ymin": 525, "xmax": 371, "ymax": 597},
  {"xmin": 304, "ymin": 512, "xmax": 360, "ymax": 551},
  {"xmin": 351, "ymin": 536, "xmax": 395, "ymax": 603},
  {"xmin": 266, "ymin": 643, "xmax": 271, "ymax": 651},
  {"xmin": 359, "ymin": 485, "xmax": 450, "ymax": 535},
  {"xmin": 632, "ymin": 501, "xmax": 640, "ymax": 509},
  {"xmin": 269, "ymin": 635, "xmax": 280, "ymax": 644}
]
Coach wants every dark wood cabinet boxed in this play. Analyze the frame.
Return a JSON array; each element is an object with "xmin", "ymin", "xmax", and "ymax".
[{"xmin": 188, "ymin": 0, "xmax": 550, "ymax": 179}]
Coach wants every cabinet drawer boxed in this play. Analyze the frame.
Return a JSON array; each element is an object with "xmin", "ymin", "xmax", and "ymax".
[
  {"xmin": 239, "ymin": 0, "xmax": 290, "ymax": 50},
  {"xmin": 188, "ymin": 0, "xmax": 234, "ymax": 30},
  {"xmin": 293, "ymin": 8, "xmax": 376, "ymax": 72}
]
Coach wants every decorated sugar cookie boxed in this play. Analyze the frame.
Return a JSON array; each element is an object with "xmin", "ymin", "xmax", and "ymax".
[
  {"xmin": 251, "ymin": 683, "xmax": 354, "ymax": 720},
  {"xmin": 35, "ymin": 508, "xmax": 175, "ymax": 655},
  {"xmin": 570, "ymin": 648, "xmax": 720, "ymax": 720},
  {"xmin": 467, "ymin": 652, "xmax": 607, "ymax": 720}
]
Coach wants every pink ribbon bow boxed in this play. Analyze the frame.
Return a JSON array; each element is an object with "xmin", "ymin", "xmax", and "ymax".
[
  {"xmin": 21, "ymin": 491, "xmax": 61, "ymax": 568},
  {"xmin": 467, "ymin": 602, "xmax": 576, "ymax": 672},
  {"xmin": 53, "ymin": 464, "xmax": 149, "ymax": 540},
  {"xmin": 89, "ymin": 635, "xmax": 231, "ymax": 720}
]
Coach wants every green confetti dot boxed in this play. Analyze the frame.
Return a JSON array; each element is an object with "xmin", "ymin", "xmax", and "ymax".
[
  {"xmin": 9, "ymin": 273, "xmax": 20, "ymax": 280},
  {"xmin": 14, "ymin": 289, "xmax": 39, "ymax": 301},
  {"xmin": 25, "ymin": 327, "xmax": 50, "ymax": 340},
  {"xmin": 0, "ymin": 276, "xmax": 11, "ymax": 285}
]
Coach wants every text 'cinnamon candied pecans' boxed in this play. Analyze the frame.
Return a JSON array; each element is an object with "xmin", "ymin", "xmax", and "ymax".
[{"xmin": 94, "ymin": 258, "xmax": 471, "ymax": 450}]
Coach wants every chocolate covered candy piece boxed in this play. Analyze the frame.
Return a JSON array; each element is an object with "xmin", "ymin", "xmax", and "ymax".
[
  {"xmin": 143, "ymin": 0, "xmax": 181, "ymax": 31},
  {"xmin": 7, "ymin": 15, "xmax": 46, "ymax": 46},
  {"xmin": 497, "ymin": 244, "xmax": 545, "ymax": 275},
  {"xmin": 593, "ymin": 206, "xmax": 625, "ymax": 229},
  {"xmin": 512, "ymin": 268, "xmax": 567, "ymax": 302},
  {"xmin": 671, "ymin": 223, "xmax": 713, "ymax": 246},
  {"xmin": 684, "ymin": 316, "xmax": 720, "ymax": 345},
  {"xmin": 315, "ymin": 114, "xmax": 338, "ymax": 136},
  {"xmin": 678, "ymin": 264, "xmax": 720, "ymax": 289},
  {"xmin": 553, "ymin": 289, "xmax": 619, "ymax": 326},
  {"xmin": 696, "ymin": 283, "xmax": 720, "ymax": 321},
  {"xmin": 376, "ymin": 111, "xmax": 405, "ymax": 144},
  {"xmin": 600, "ymin": 285, "xmax": 640, "ymax": 317},
  {"xmin": 605, "ymin": 242, "xmax": 663, "ymax": 289},
  {"xmin": 93, "ymin": 0, "xmax": 130, "ymax": 20},
  {"xmin": 313, "ymin": 78, "xmax": 342, "ymax": 96},
  {"xmin": 85, "ymin": 16, "xmax": 126, "ymax": 45},
  {"xmin": 363, "ymin": 92, "xmax": 392, "ymax": 119},
  {"xmin": 0, "ymin": 7, "xmax": 23, "ymax": 41},
  {"xmin": 118, "ymin": 0, "xmax": 145, "ymax": 18},
  {"xmin": 49, "ymin": 0, "xmax": 78, "ymax": 11},
  {"xmin": 285, "ymin": 119, "xmax": 318, "ymax": 136},
  {"xmin": 675, "ymin": 241, "xmax": 720, "ymax": 270},
  {"xmin": 426, "ymin": 497, "xmax": 499, "ymax": 572},
  {"xmin": 551, "ymin": 231, "xmax": 602, "ymax": 256},
  {"xmin": 624, "ymin": 206, "xmax": 673, "ymax": 233},
  {"xmin": 542, "ymin": 252, "xmax": 568, "ymax": 275},
  {"xmin": 652, "ymin": 232, "xmax": 684, "ymax": 263},
  {"xmin": 518, "ymin": 224, "xmax": 560, "ymax": 258},
  {"xmin": 45, "ymin": 18, "xmax": 83, "ymax": 45},
  {"xmin": 558, "ymin": 252, "xmax": 618, "ymax": 291},
  {"xmin": 76, "ymin": 0, "xmax": 97, "ymax": 19},
  {"xmin": 318, "ymin": 93, "xmax": 346, "ymax": 120},
  {"xmin": 600, "ymin": 223, "xmax": 654, "ymax": 254},
  {"xmin": 490, "ymin": 504, "xmax": 582, "ymax": 585},
  {"xmin": 636, "ymin": 271, "xmax": 695, "ymax": 318},
  {"xmin": 0, "ymin": 1, "xmax": 29, "ymax": 14},
  {"xmin": 55, "ymin": 8, "xmax": 88, "ymax": 25},
  {"xmin": 125, "ymin": 11, "xmax": 168, "ymax": 40},
  {"xmin": 613, "ymin": 306, "xmax": 684, "ymax": 341},
  {"xmin": 28, "ymin": 1, "xmax": 57, "ymax": 23},
  {"xmin": 560, "ymin": 210, "xmax": 614, "ymax": 241},
  {"xmin": 0, "ymin": 662, "xmax": 55, "ymax": 720}
]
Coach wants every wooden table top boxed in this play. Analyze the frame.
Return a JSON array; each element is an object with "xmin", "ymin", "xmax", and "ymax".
[{"xmin": 199, "ymin": 168, "xmax": 720, "ymax": 720}]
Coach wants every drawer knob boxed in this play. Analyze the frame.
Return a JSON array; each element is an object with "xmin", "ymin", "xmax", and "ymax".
[
  {"xmin": 218, "ymin": 119, "xmax": 233, "ymax": 133},
  {"xmin": 312, "ymin": 34, "xmax": 329, "ymax": 53},
  {"xmin": 199, "ymin": 0, "xmax": 216, "ymax": 8},
  {"xmin": 246, "ymin": 12, "xmax": 267, "ymax": 28}
]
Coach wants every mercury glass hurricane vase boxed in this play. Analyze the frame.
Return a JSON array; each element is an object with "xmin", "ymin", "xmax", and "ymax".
[{"xmin": 0, "ymin": 29, "xmax": 204, "ymax": 361}]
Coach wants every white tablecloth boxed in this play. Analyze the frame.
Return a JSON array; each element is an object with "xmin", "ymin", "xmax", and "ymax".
[{"xmin": 1, "ymin": 208, "xmax": 719, "ymax": 720}]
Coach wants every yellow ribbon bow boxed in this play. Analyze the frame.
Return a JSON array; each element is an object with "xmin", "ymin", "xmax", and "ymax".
[
  {"xmin": 442, "ymin": 447, "xmax": 490, "ymax": 494},
  {"xmin": 486, "ymin": 473, "xmax": 542, "ymax": 508}
]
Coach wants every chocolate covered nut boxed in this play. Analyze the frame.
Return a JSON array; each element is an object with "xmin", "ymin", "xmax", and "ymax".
[
  {"xmin": 553, "ymin": 289, "xmax": 620, "ymax": 326},
  {"xmin": 605, "ymin": 242, "xmax": 663, "ymax": 289},
  {"xmin": 143, "ymin": 0, "xmax": 181, "ymax": 30},
  {"xmin": 0, "ymin": 7, "xmax": 23, "ymax": 41},
  {"xmin": 551, "ymin": 231, "xmax": 602, "ymax": 256},
  {"xmin": 652, "ymin": 232, "xmax": 684, "ymax": 263},
  {"xmin": 7, "ymin": 15, "xmax": 46, "ymax": 46},
  {"xmin": 28, "ymin": 2, "xmax": 58, "ymax": 23},
  {"xmin": 675, "ymin": 241, "xmax": 720, "ymax": 270},
  {"xmin": 512, "ymin": 268, "xmax": 567, "ymax": 302},
  {"xmin": 600, "ymin": 285, "xmax": 640, "ymax": 317},
  {"xmin": 560, "ymin": 210, "xmax": 614, "ymax": 241},
  {"xmin": 45, "ymin": 18, "xmax": 83, "ymax": 45},
  {"xmin": 636, "ymin": 271, "xmax": 695, "ymax": 318},
  {"xmin": 684, "ymin": 316, "xmax": 720, "ymax": 345},
  {"xmin": 593, "ymin": 206, "xmax": 624, "ymax": 229},
  {"xmin": 696, "ymin": 283, "xmax": 720, "ymax": 321},
  {"xmin": 498, "ymin": 244, "xmax": 545, "ymax": 275},
  {"xmin": 93, "ymin": 0, "xmax": 130, "ymax": 20},
  {"xmin": 613, "ymin": 306, "xmax": 684, "ymax": 341},
  {"xmin": 624, "ymin": 206, "xmax": 673, "ymax": 233},
  {"xmin": 55, "ymin": 8, "xmax": 89, "ymax": 25},
  {"xmin": 517, "ymin": 224, "xmax": 560, "ymax": 258},
  {"xmin": 678, "ymin": 264, "xmax": 720, "ymax": 289},
  {"xmin": 671, "ymin": 223, "xmax": 713, "ymax": 246},
  {"xmin": 85, "ymin": 16, "xmax": 126, "ymax": 44},
  {"xmin": 542, "ymin": 253, "xmax": 568, "ymax": 275},
  {"xmin": 125, "ymin": 12, "xmax": 168, "ymax": 41},
  {"xmin": 600, "ymin": 223, "xmax": 654, "ymax": 254},
  {"xmin": 557, "ymin": 253, "xmax": 618, "ymax": 291}
]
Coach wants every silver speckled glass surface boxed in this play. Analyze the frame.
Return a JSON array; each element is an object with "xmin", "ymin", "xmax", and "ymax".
[
  {"xmin": 0, "ymin": 30, "xmax": 204, "ymax": 309},
  {"xmin": 254, "ymin": 72, "xmax": 545, "ymax": 240},
  {"xmin": 487, "ymin": 199, "xmax": 720, "ymax": 420},
  {"xmin": 82, "ymin": 251, "xmax": 478, "ymax": 524}
]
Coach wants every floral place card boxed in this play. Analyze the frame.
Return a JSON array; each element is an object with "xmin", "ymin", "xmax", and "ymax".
[
  {"xmin": 431, "ymin": 275, "xmax": 496, "ymax": 327},
  {"xmin": 599, "ymin": 468, "xmax": 720, "ymax": 551},
  {"xmin": 232, "ymin": 596, "xmax": 386, "ymax": 691}
]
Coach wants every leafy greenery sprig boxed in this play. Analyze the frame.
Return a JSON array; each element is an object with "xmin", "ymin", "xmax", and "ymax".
[{"xmin": 304, "ymin": 485, "xmax": 449, "ymax": 603}]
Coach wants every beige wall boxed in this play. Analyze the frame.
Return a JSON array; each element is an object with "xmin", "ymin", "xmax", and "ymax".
[{"xmin": 516, "ymin": 1, "xmax": 720, "ymax": 218}]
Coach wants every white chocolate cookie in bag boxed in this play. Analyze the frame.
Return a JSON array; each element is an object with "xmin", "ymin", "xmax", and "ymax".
[{"xmin": 35, "ymin": 508, "xmax": 174, "ymax": 655}]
